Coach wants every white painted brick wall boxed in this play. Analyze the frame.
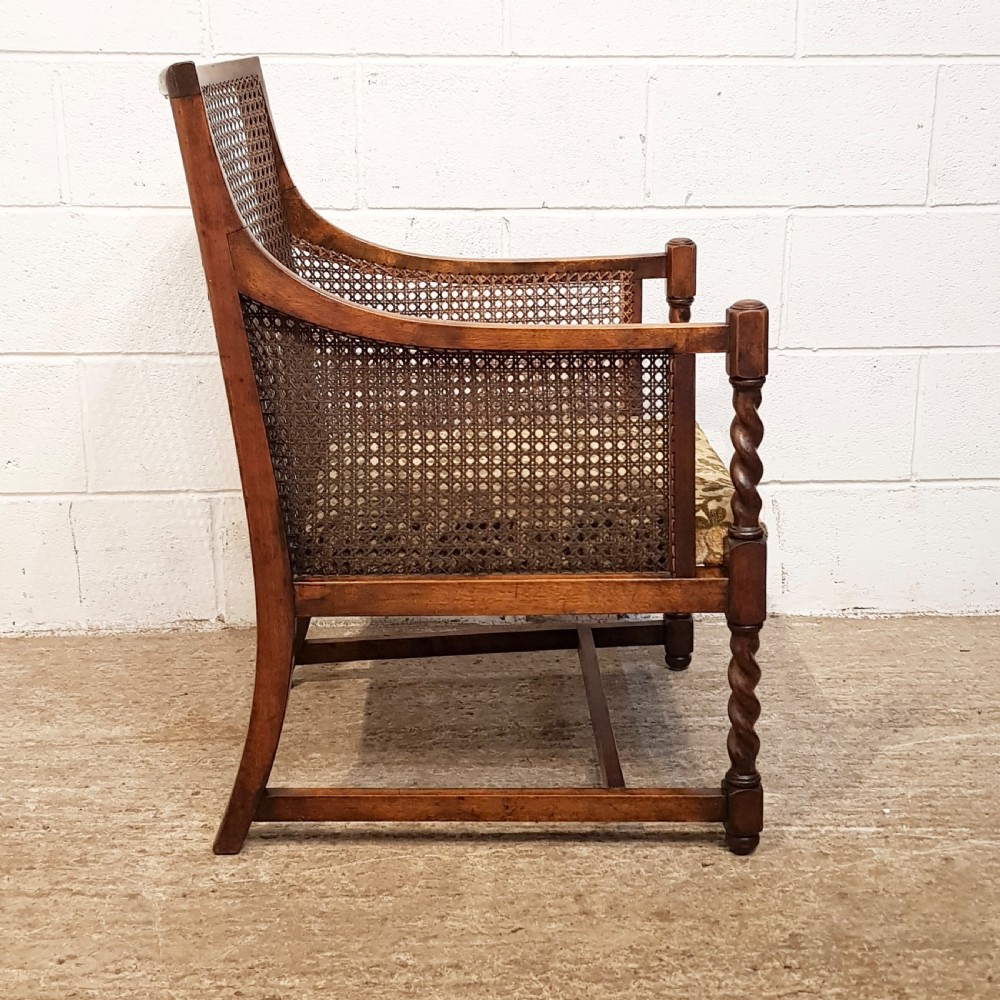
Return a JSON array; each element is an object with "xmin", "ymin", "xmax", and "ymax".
[
  {"xmin": 0, "ymin": 361, "xmax": 87, "ymax": 492},
  {"xmin": 0, "ymin": 63, "xmax": 63, "ymax": 205},
  {"xmin": 770, "ymin": 485, "xmax": 1000, "ymax": 614},
  {"xmin": 648, "ymin": 66, "xmax": 936, "ymax": 207},
  {"xmin": 799, "ymin": 1, "xmax": 1000, "ymax": 56},
  {"xmin": 507, "ymin": 1, "xmax": 798, "ymax": 57},
  {"xmin": 0, "ymin": 500, "xmax": 82, "ymax": 631},
  {"xmin": 362, "ymin": 62, "xmax": 648, "ymax": 207},
  {"xmin": 914, "ymin": 353, "xmax": 1000, "ymax": 480},
  {"xmin": 1, "ymin": 1, "xmax": 998, "ymax": 630},
  {"xmin": 0, "ymin": 212, "xmax": 216, "ymax": 353},
  {"xmin": 210, "ymin": 1, "xmax": 503, "ymax": 57},
  {"xmin": 3, "ymin": 2, "xmax": 203, "ymax": 54},
  {"xmin": 60, "ymin": 59, "xmax": 194, "ymax": 207},
  {"xmin": 82, "ymin": 358, "xmax": 239, "ymax": 492},
  {"xmin": 265, "ymin": 65, "xmax": 358, "ymax": 209},
  {"xmin": 70, "ymin": 496, "xmax": 217, "ymax": 628},
  {"xmin": 931, "ymin": 66, "xmax": 1000, "ymax": 205}
]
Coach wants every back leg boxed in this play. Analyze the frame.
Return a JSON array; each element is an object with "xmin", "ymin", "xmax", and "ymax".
[
  {"xmin": 213, "ymin": 617, "xmax": 296, "ymax": 854},
  {"xmin": 663, "ymin": 613, "xmax": 694, "ymax": 671}
]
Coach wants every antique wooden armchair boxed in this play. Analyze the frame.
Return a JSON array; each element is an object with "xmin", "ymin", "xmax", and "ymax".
[{"xmin": 161, "ymin": 58, "xmax": 768, "ymax": 855}]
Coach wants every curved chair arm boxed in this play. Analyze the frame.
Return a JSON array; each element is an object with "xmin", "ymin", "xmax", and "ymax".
[
  {"xmin": 230, "ymin": 228, "xmax": 727, "ymax": 354},
  {"xmin": 284, "ymin": 186, "xmax": 667, "ymax": 280}
]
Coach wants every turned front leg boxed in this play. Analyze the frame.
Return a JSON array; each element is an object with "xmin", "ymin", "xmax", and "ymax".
[{"xmin": 723, "ymin": 300, "xmax": 767, "ymax": 855}]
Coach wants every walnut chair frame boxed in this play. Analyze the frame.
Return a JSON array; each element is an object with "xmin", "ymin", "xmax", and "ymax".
[{"xmin": 161, "ymin": 58, "xmax": 768, "ymax": 855}]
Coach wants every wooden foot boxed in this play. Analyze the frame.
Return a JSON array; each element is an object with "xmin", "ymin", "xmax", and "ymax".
[
  {"xmin": 214, "ymin": 617, "xmax": 296, "ymax": 855},
  {"xmin": 662, "ymin": 613, "xmax": 693, "ymax": 671},
  {"xmin": 725, "ymin": 832, "xmax": 760, "ymax": 856}
]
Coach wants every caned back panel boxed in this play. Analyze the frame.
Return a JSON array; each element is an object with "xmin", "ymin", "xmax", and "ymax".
[
  {"xmin": 242, "ymin": 297, "xmax": 677, "ymax": 577},
  {"xmin": 291, "ymin": 236, "xmax": 637, "ymax": 325},
  {"xmin": 200, "ymin": 73, "xmax": 294, "ymax": 267},
  {"xmin": 199, "ymin": 71, "xmax": 638, "ymax": 327},
  {"xmin": 197, "ymin": 69, "xmax": 678, "ymax": 577}
]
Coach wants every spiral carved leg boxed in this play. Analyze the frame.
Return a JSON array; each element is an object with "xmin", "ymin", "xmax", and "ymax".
[
  {"xmin": 723, "ymin": 623, "xmax": 763, "ymax": 854},
  {"xmin": 722, "ymin": 300, "xmax": 768, "ymax": 854},
  {"xmin": 662, "ymin": 613, "xmax": 694, "ymax": 671},
  {"xmin": 729, "ymin": 385, "xmax": 764, "ymax": 532}
]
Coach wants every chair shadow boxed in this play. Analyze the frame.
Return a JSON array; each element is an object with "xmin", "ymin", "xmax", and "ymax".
[
  {"xmin": 258, "ymin": 646, "xmax": 728, "ymax": 845},
  {"xmin": 268, "ymin": 615, "xmax": 975, "ymax": 846},
  {"xmin": 289, "ymin": 619, "xmax": 725, "ymax": 794}
]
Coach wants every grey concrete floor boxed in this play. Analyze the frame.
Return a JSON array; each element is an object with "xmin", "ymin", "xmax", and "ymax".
[{"xmin": 2, "ymin": 616, "xmax": 998, "ymax": 998}]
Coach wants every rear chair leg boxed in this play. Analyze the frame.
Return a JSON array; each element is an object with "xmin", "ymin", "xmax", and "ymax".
[
  {"xmin": 662, "ymin": 613, "xmax": 693, "ymax": 671},
  {"xmin": 213, "ymin": 617, "xmax": 296, "ymax": 854}
]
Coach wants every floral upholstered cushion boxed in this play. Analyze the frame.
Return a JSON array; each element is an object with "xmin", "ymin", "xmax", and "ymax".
[{"xmin": 695, "ymin": 424, "xmax": 732, "ymax": 568}]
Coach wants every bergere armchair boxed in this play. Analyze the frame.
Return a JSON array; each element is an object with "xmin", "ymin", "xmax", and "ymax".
[{"xmin": 161, "ymin": 58, "xmax": 768, "ymax": 855}]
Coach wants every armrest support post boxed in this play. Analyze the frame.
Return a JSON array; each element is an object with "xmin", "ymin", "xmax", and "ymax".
[
  {"xmin": 664, "ymin": 237, "xmax": 698, "ymax": 589},
  {"xmin": 666, "ymin": 238, "xmax": 697, "ymax": 322}
]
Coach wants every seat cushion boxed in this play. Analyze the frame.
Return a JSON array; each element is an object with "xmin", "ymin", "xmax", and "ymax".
[{"xmin": 695, "ymin": 425, "xmax": 732, "ymax": 568}]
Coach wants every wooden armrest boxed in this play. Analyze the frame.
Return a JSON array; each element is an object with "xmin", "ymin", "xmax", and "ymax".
[
  {"xmin": 284, "ymin": 187, "xmax": 666, "ymax": 279},
  {"xmin": 229, "ymin": 228, "xmax": 726, "ymax": 353}
]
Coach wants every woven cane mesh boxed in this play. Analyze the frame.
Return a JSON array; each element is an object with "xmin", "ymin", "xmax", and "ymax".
[
  {"xmin": 201, "ymin": 74, "xmax": 293, "ymax": 267},
  {"xmin": 198, "ymin": 73, "xmax": 637, "ymax": 328},
  {"xmin": 292, "ymin": 237, "xmax": 635, "ymax": 325},
  {"xmin": 242, "ymin": 297, "xmax": 676, "ymax": 577}
]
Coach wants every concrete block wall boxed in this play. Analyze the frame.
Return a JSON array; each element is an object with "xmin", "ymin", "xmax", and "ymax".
[{"xmin": 2, "ymin": 1, "xmax": 998, "ymax": 631}]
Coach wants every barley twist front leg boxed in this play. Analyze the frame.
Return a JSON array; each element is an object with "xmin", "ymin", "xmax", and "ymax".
[{"xmin": 722, "ymin": 300, "xmax": 768, "ymax": 855}]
